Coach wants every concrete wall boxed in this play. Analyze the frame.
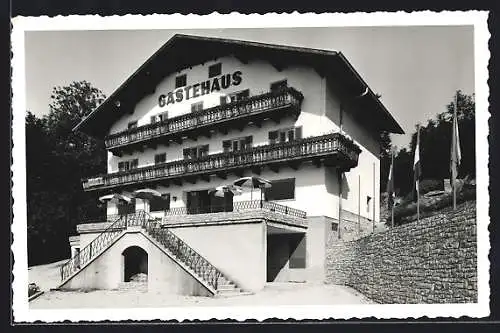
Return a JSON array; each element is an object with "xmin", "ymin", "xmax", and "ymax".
[
  {"xmin": 325, "ymin": 201, "xmax": 477, "ymax": 303},
  {"xmin": 62, "ymin": 230, "xmax": 211, "ymax": 296},
  {"xmin": 170, "ymin": 221, "xmax": 267, "ymax": 292}
]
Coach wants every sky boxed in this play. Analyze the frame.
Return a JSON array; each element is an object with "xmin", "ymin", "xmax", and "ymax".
[{"xmin": 24, "ymin": 26, "xmax": 474, "ymax": 149}]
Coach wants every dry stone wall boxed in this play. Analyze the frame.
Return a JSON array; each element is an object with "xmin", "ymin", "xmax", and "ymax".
[{"xmin": 326, "ymin": 201, "xmax": 477, "ymax": 303}]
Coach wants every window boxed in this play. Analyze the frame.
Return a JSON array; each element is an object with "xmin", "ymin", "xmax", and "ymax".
[
  {"xmin": 331, "ymin": 222, "xmax": 338, "ymax": 231},
  {"xmin": 222, "ymin": 136, "xmax": 253, "ymax": 153},
  {"xmin": 151, "ymin": 112, "xmax": 168, "ymax": 124},
  {"xmin": 191, "ymin": 101, "xmax": 204, "ymax": 112},
  {"xmin": 175, "ymin": 74, "xmax": 187, "ymax": 88},
  {"xmin": 183, "ymin": 145, "xmax": 209, "ymax": 160},
  {"xmin": 150, "ymin": 194, "xmax": 170, "ymax": 212},
  {"xmin": 154, "ymin": 153, "xmax": 166, "ymax": 165},
  {"xmin": 270, "ymin": 79, "xmax": 288, "ymax": 92},
  {"xmin": 289, "ymin": 235, "xmax": 306, "ymax": 268},
  {"xmin": 264, "ymin": 178, "xmax": 295, "ymax": 201},
  {"xmin": 128, "ymin": 121, "xmax": 137, "ymax": 130},
  {"xmin": 268, "ymin": 127, "xmax": 302, "ymax": 144},
  {"xmin": 118, "ymin": 158, "xmax": 139, "ymax": 172},
  {"xmin": 208, "ymin": 63, "xmax": 222, "ymax": 78},
  {"xmin": 367, "ymin": 196, "xmax": 372, "ymax": 213},
  {"xmin": 220, "ymin": 90, "xmax": 249, "ymax": 106},
  {"xmin": 129, "ymin": 159, "xmax": 138, "ymax": 169}
]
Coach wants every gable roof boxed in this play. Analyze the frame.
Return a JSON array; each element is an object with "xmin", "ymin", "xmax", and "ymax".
[{"xmin": 74, "ymin": 34, "xmax": 404, "ymax": 137}]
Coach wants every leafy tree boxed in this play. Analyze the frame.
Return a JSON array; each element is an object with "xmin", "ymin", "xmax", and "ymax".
[
  {"xmin": 409, "ymin": 90, "xmax": 475, "ymax": 182},
  {"xmin": 26, "ymin": 81, "xmax": 107, "ymax": 265},
  {"xmin": 379, "ymin": 130, "xmax": 392, "ymax": 192}
]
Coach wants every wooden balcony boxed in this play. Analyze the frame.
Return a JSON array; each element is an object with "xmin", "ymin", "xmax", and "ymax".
[
  {"xmin": 82, "ymin": 132, "xmax": 362, "ymax": 192},
  {"xmin": 105, "ymin": 87, "xmax": 304, "ymax": 155}
]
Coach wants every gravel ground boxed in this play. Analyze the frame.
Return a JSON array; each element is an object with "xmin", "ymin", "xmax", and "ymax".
[
  {"xmin": 30, "ymin": 282, "xmax": 373, "ymax": 308},
  {"xmin": 28, "ymin": 259, "xmax": 67, "ymax": 291}
]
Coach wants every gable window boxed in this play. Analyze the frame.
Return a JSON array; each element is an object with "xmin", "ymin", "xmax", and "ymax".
[
  {"xmin": 118, "ymin": 158, "xmax": 139, "ymax": 172},
  {"xmin": 191, "ymin": 101, "xmax": 204, "ymax": 112},
  {"xmin": 270, "ymin": 79, "xmax": 288, "ymax": 92},
  {"xmin": 222, "ymin": 136, "xmax": 253, "ymax": 153},
  {"xmin": 183, "ymin": 145, "xmax": 209, "ymax": 160},
  {"xmin": 208, "ymin": 63, "xmax": 222, "ymax": 78},
  {"xmin": 264, "ymin": 178, "xmax": 295, "ymax": 201},
  {"xmin": 128, "ymin": 121, "xmax": 138, "ymax": 130},
  {"xmin": 154, "ymin": 153, "xmax": 166, "ymax": 165},
  {"xmin": 268, "ymin": 127, "xmax": 302, "ymax": 144},
  {"xmin": 175, "ymin": 74, "xmax": 187, "ymax": 88},
  {"xmin": 150, "ymin": 194, "xmax": 170, "ymax": 212}
]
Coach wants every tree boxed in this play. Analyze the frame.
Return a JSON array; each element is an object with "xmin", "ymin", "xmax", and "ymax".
[
  {"xmin": 379, "ymin": 130, "xmax": 393, "ymax": 192},
  {"xmin": 409, "ymin": 90, "xmax": 475, "ymax": 182},
  {"xmin": 26, "ymin": 81, "xmax": 107, "ymax": 265}
]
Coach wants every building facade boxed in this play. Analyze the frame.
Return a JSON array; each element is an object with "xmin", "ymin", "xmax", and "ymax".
[{"xmin": 60, "ymin": 34, "xmax": 403, "ymax": 296}]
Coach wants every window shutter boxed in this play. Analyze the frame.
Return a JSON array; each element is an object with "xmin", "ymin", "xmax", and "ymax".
[
  {"xmin": 118, "ymin": 162, "xmax": 124, "ymax": 172},
  {"xmin": 279, "ymin": 131, "xmax": 286, "ymax": 143},
  {"xmin": 295, "ymin": 126, "xmax": 302, "ymax": 140},
  {"xmin": 287, "ymin": 129, "xmax": 295, "ymax": 142},
  {"xmin": 220, "ymin": 96, "xmax": 227, "ymax": 105},
  {"xmin": 150, "ymin": 116, "xmax": 157, "ymax": 124}
]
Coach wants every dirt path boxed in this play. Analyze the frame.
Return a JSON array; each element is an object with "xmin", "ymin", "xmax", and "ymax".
[
  {"xmin": 28, "ymin": 259, "xmax": 67, "ymax": 291},
  {"xmin": 30, "ymin": 283, "xmax": 373, "ymax": 308}
]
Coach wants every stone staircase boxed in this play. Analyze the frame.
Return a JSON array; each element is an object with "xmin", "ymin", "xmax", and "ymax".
[{"xmin": 59, "ymin": 211, "xmax": 245, "ymax": 297}]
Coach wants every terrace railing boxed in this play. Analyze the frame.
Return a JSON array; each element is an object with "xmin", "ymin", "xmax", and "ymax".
[
  {"xmin": 60, "ymin": 210, "xmax": 225, "ymax": 291},
  {"xmin": 105, "ymin": 87, "xmax": 304, "ymax": 149},
  {"xmin": 164, "ymin": 200, "xmax": 307, "ymax": 219},
  {"xmin": 83, "ymin": 132, "xmax": 361, "ymax": 191}
]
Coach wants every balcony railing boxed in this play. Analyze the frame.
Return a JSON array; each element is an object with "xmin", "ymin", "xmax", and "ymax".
[
  {"xmin": 105, "ymin": 87, "xmax": 304, "ymax": 150},
  {"xmin": 82, "ymin": 132, "xmax": 361, "ymax": 191},
  {"xmin": 165, "ymin": 200, "xmax": 307, "ymax": 219}
]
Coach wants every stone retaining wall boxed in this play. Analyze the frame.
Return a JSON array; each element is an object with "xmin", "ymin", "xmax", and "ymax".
[{"xmin": 326, "ymin": 201, "xmax": 477, "ymax": 303}]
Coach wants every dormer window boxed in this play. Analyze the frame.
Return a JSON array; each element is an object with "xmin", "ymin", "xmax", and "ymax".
[
  {"xmin": 208, "ymin": 63, "xmax": 222, "ymax": 78},
  {"xmin": 175, "ymin": 74, "xmax": 187, "ymax": 88}
]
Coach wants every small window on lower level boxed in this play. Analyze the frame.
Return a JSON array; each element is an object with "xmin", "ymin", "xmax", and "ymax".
[
  {"xmin": 150, "ymin": 194, "xmax": 170, "ymax": 212},
  {"xmin": 264, "ymin": 178, "xmax": 295, "ymax": 201}
]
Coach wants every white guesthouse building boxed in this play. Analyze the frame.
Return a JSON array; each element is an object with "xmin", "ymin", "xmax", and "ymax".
[{"xmin": 61, "ymin": 34, "xmax": 403, "ymax": 296}]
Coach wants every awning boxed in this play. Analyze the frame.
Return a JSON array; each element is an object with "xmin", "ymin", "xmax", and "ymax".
[
  {"xmin": 98, "ymin": 193, "xmax": 133, "ymax": 203},
  {"xmin": 134, "ymin": 188, "xmax": 163, "ymax": 200}
]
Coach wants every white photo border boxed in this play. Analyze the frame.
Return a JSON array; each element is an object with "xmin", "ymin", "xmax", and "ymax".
[{"xmin": 11, "ymin": 11, "xmax": 490, "ymax": 322}]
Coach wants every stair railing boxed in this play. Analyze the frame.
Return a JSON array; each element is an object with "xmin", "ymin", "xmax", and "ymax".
[
  {"xmin": 60, "ymin": 215, "xmax": 127, "ymax": 282},
  {"xmin": 138, "ymin": 211, "xmax": 223, "ymax": 290}
]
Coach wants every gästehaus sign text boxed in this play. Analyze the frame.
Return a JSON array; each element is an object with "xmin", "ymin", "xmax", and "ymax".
[{"xmin": 158, "ymin": 71, "xmax": 242, "ymax": 107}]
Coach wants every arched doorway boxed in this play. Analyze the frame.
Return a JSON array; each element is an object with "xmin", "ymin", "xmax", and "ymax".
[{"xmin": 122, "ymin": 246, "xmax": 148, "ymax": 282}]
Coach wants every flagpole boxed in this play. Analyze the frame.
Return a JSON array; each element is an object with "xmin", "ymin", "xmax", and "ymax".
[
  {"xmin": 391, "ymin": 151, "xmax": 394, "ymax": 228},
  {"xmin": 453, "ymin": 91, "xmax": 458, "ymax": 210},
  {"xmin": 416, "ymin": 125, "xmax": 420, "ymax": 223}
]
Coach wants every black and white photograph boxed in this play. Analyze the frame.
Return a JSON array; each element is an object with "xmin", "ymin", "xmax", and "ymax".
[{"xmin": 11, "ymin": 12, "xmax": 490, "ymax": 321}]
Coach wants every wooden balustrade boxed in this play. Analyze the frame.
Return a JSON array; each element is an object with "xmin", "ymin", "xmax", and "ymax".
[
  {"xmin": 105, "ymin": 87, "xmax": 303, "ymax": 149},
  {"xmin": 83, "ymin": 132, "xmax": 361, "ymax": 191}
]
